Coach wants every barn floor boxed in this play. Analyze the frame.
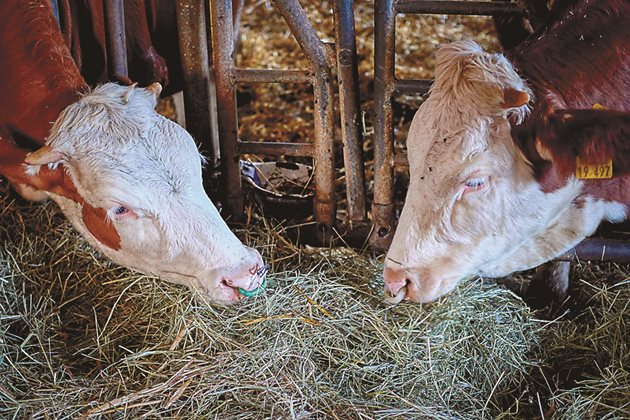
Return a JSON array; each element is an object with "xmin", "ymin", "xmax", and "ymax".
[{"xmin": 1, "ymin": 0, "xmax": 629, "ymax": 418}]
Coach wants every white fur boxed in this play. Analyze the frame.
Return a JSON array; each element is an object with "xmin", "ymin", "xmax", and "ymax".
[
  {"xmin": 41, "ymin": 83, "xmax": 262, "ymax": 304},
  {"xmin": 385, "ymin": 41, "xmax": 628, "ymax": 303}
]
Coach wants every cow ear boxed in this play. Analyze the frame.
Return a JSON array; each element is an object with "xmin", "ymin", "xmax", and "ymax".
[
  {"xmin": 502, "ymin": 88, "xmax": 530, "ymax": 108},
  {"xmin": 24, "ymin": 145, "xmax": 64, "ymax": 165},
  {"xmin": 146, "ymin": 82, "xmax": 162, "ymax": 99}
]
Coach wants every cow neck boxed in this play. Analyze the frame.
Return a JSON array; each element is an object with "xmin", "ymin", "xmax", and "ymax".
[
  {"xmin": 512, "ymin": 122, "xmax": 630, "ymax": 210},
  {"xmin": 0, "ymin": 0, "xmax": 88, "ymax": 144}
]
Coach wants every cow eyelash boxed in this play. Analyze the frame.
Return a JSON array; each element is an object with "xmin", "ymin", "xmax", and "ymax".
[{"xmin": 464, "ymin": 178, "xmax": 486, "ymax": 188}]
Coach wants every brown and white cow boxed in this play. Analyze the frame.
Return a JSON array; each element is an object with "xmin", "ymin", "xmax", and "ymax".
[
  {"xmin": 0, "ymin": 0, "xmax": 265, "ymax": 304},
  {"xmin": 383, "ymin": 0, "xmax": 630, "ymax": 304}
]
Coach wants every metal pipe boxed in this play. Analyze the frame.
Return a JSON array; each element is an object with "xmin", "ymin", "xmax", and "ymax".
[
  {"xmin": 369, "ymin": 0, "xmax": 396, "ymax": 251},
  {"xmin": 236, "ymin": 69, "xmax": 312, "ymax": 84},
  {"xmin": 274, "ymin": 0, "xmax": 337, "ymax": 240},
  {"xmin": 238, "ymin": 141, "xmax": 314, "ymax": 156},
  {"xmin": 394, "ymin": 78, "xmax": 432, "ymax": 95},
  {"xmin": 557, "ymin": 239, "xmax": 630, "ymax": 262},
  {"xmin": 211, "ymin": 0, "xmax": 244, "ymax": 217},
  {"xmin": 333, "ymin": 0, "xmax": 367, "ymax": 225},
  {"xmin": 396, "ymin": 0, "xmax": 522, "ymax": 15},
  {"xmin": 175, "ymin": 0, "xmax": 218, "ymax": 168},
  {"xmin": 104, "ymin": 0, "xmax": 128, "ymax": 79}
]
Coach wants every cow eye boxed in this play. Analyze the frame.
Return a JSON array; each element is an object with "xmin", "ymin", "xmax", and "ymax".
[
  {"xmin": 110, "ymin": 205, "xmax": 133, "ymax": 219},
  {"xmin": 463, "ymin": 176, "xmax": 489, "ymax": 193},
  {"xmin": 465, "ymin": 178, "xmax": 486, "ymax": 188},
  {"xmin": 114, "ymin": 206, "xmax": 128, "ymax": 215}
]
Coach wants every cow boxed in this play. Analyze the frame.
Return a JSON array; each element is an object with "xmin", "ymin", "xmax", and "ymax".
[
  {"xmin": 0, "ymin": 0, "xmax": 266, "ymax": 305},
  {"xmin": 382, "ymin": 0, "xmax": 630, "ymax": 304}
]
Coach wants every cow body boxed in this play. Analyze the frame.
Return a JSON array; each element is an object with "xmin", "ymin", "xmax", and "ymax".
[
  {"xmin": 383, "ymin": 0, "xmax": 630, "ymax": 304},
  {"xmin": 0, "ymin": 0, "xmax": 265, "ymax": 304}
]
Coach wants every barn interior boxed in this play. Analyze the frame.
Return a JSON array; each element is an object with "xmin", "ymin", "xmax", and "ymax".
[{"xmin": 1, "ymin": 0, "xmax": 628, "ymax": 417}]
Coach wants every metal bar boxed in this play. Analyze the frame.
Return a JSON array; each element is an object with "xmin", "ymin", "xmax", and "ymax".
[
  {"xmin": 557, "ymin": 239, "xmax": 630, "ymax": 262},
  {"xmin": 236, "ymin": 69, "xmax": 312, "ymax": 84},
  {"xmin": 396, "ymin": 0, "xmax": 522, "ymax": 15},
  {"xmin": 176, "ymin": 0, "xmax": 218, "ymax": 168},
  {"xmin": 50, "ymin": 0, "xmax": 61, "ymax": 25},
  {"xmin": 394, "ymin": 78, "xmax": 432, "ymax": 95},
  {"xmin": 239, "ymin": 141, "xmax": 314, "ymax": 156},
  {"xmin": 103, "ymin": 0, "xmax": 128, "ymax": 79},
  {"xmin": 369, "ymin": 0, "xmax": 396, "ymax": 251},
  {"xmin": 211, "ymin": 0, "xmax": 244, "ymax": 217},
  {"xmin": 232, "ymin": 0, "xmax": 244, "ymax": 50},
  {"xmin": 274, "ymin": 0, "xmax": 337, "ymax": 240},
  {"xmin": 333, "ymin": 0, "xmax": 367, "ymax": 225}
]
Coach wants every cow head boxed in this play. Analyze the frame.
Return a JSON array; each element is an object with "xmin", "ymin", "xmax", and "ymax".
[
  {"xmin": 383, "ymin": 41, "xmax": 626, "ymax": 304},
  {"xmin": 6, "ymin": 83, "xmax": 266, "ymax": 304}
]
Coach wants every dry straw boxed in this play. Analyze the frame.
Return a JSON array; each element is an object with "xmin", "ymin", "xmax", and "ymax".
[{"xmin": 1, "ymin": 179, "xmax": 628, "ymax": 418}]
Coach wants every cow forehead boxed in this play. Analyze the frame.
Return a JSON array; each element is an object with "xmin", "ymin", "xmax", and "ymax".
[
  {"xmin": 408, "ymin": 102, "xmax": 500, "ymax": 178},
  {"xmin": 47, "ymin": 84, "xmax": 204, "ymax": 207}
]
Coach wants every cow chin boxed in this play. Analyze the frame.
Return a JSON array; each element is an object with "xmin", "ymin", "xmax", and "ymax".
[{"xmin": 406, "ymin": 273, "xmax": 462, "ymax": 303}]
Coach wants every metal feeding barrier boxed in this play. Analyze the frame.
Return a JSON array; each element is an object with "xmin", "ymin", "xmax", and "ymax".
[{"xmin": 175, "ymin": 0, "xmax": 368, "ymax": 242}]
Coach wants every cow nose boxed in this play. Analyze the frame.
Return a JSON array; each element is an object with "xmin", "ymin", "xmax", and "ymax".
[
  {"xmin": 224, "ymin": 249, "xmax": 268, "ymax": 297},
  {"xmin": 383, "ymin": 266, "xmax": 410, "ymax": 304}
]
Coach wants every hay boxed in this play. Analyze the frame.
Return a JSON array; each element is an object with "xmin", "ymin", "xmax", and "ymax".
[{"xmin": 1, "ymin": 180, "xmax": 629, "ymax": 418}]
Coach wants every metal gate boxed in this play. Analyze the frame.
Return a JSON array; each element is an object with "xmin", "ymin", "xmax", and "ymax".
[{"xmin": 177, "ymin": 0, "xmax": 368, "ymax": 242}]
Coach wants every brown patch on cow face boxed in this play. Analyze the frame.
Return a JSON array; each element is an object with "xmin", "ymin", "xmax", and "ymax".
[
  {"xmin": 1, "ymin": 138, "xmax": 122, "ymax": 250},
  {"xmin": 81, "ymin": 203, "xmax": 121, "ymax": 250}
]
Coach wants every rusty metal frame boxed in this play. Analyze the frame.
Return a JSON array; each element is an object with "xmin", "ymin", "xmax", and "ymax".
[
  {"xmin": 333, "ymin": 0, "xmax": 367, "ymax": 227},
  {"xmin": 175, "ymin": 0, "xmax": 220, "ymax": 170},
  {"xmin": 209, "ymin": 0, "xmax": 368, "ymax": 240},
  {"xmin": 370, "ymin": 0, "xmax": 630, "ymax": 263}
]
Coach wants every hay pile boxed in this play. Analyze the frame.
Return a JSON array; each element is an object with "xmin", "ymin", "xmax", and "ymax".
[{"xmin": 1, "ymin": 182, "xmax": 629, "ymax": 418}]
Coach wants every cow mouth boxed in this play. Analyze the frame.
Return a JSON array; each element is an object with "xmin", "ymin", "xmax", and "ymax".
[{"xmin": 384, "ymin": 285, "xmax": 407, "ymax": 305}]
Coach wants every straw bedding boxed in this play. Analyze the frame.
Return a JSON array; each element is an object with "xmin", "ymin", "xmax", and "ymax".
[{"xmin": 1, "ymin": 0, "xmax": 629, "ymax": 418}]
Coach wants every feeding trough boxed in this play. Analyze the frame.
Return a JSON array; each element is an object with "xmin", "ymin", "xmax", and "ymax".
[{"xmin": 241, "ymin": 160, "xmax": 314, "ymax": 220}]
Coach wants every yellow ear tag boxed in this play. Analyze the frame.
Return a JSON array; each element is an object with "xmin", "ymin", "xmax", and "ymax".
[
  {"xmin": 576, "ymin": 157, "xmax": 613, "ymax": 179},
  {"xmin": 574, "ymin": 103, "xmax": 612, "ymax": 179}
]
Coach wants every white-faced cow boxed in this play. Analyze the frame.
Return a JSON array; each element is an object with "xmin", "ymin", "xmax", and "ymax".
[
  {"xmin": 383, "ymin": 0, "xmax": 630, "ymax": 304},
  {"xmin": 0, "ymin": 0, "xmax": 266, "ymax": 304}
]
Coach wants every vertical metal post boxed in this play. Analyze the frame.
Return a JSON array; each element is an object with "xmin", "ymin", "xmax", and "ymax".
[
  {"xmin": 210, "ymin": 0, "xmax": 244, "ymax": 217},
  {"xmin": 104, "ymin": 0, "xmax": 128, "ymax": 79},
  {"xmin": 333, "ymin": 0, "xmax": 367, "ymax": 226},
  {"xmin": 176, "ymin": 0, "xmax": 219, "ymax": 171},
  {"xmin": 274, "ymin": 0, "xmax": 337, "ymax": 239},
  {"xmin": 369, "ymin": 0, "xmax": 396, "ymax": 251}
]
